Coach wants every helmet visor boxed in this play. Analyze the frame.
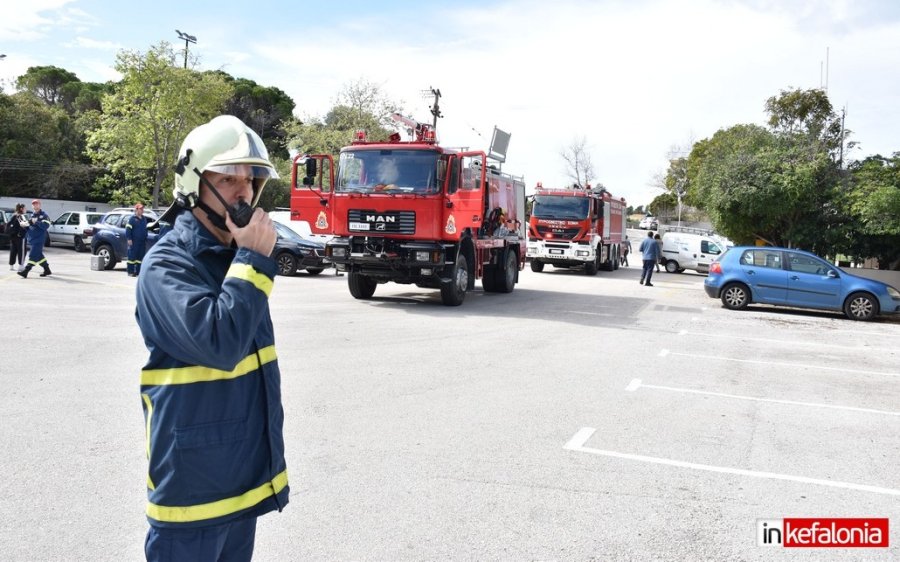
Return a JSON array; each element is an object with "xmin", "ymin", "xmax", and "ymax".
[{"xmin": 204, "ymin": 164, "xmax": 280, "ymax": 180}]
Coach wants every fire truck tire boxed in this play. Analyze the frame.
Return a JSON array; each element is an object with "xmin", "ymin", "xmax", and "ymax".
[
  {"xmin": 348, "ymin": 272, "xmax": 377, "ymax": 299},
  {"xmin": 585, "ymin": 255, "xmax": 599, "ymax": 276},
  {"xmin": 530, "ymin": 260, "xmax": 544, "ymax": 273},
  {"xmin": 440, "ymin": 254, "xmax": 468, "ymax": 306},
  {"xmin": 482, "ymin": 264, "xmax": 498, "ymax": 292},
  {"xmin": 612, "ymin": 247, "xmax": 619, "ymax": 270},
  {"xmin": 497, "ymin": 248, "xmax": 517, "ymax": 293}
]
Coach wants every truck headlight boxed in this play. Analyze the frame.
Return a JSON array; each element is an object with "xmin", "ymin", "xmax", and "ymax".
[
  {"xmin": 330, "ymin": 247, "xmax": 347, "ymax": 258},
  {"xmin": 576, "ymin": 250, "xmax": 589, "ymax": 257},
  {"xmin": 415, "ymin": 251, "xmax": 430, "ymax": 262}
]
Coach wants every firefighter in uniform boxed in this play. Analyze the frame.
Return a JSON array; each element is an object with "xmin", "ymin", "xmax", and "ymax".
[
  {"xmin": 18, "ymin": 199, "xmax": 52, "ymax": 278},
  {"xmin": 135, "ymin": 115, "xmax": 287, "ymax": 562},
  {"xmin": 126, "ymin": 202, "xmax": 148, "ymax": 277}
]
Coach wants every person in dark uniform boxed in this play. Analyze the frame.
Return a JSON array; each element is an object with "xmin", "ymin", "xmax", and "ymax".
[
  {"xmin": 18, "ymin": 199, "xmax": 51, "ymax": 278},
  {"xmin": 126, "ymin": 203, "xmax": 149, "ymax": 277},
  {"xmin": 135, "ymin": 116, "xmax": 288, "ymax": 562},
  {"xmin": 7, "ymin": 203, "xmax": 27, "ymax": 271}
]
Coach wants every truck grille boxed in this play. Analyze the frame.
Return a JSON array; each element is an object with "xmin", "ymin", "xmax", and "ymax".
[
  {"xmin": 347, "ymin": 210, "xmax": 416, "ymax": 235},
  {"xmin": 536, "ymin": 226, "xmax": 581, "ymax": 240}
]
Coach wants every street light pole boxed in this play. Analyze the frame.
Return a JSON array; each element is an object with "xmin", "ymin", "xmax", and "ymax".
[{"xmin": 174, "ymin": 30, "xmax": 197, "ymax": 69}]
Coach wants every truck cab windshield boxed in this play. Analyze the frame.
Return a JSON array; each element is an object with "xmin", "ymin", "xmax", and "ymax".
[
  {"xmin": 338, "ymin": 149, "xmax": 440, "ymax": 194},
  {"xmin": 532, "ymin": 195, "xmax": 590, "ymax": 220}
]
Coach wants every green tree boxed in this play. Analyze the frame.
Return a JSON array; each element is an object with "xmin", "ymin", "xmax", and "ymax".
[
  {"xmin": 0, "ymin": 91, "xmax": 96, "ymax": 198},
  {"xmin": 285, "ymin": 79, "xmax": 400, "ymax": 157},
  {"xmin": 15, "ymin": 65, "xmax": 80, "ymax": 106},
  {"xmin": 842, "ymin": 154, "xmax": 900, "ymax": 268},
  {"xmin": 86, "ymin": 42, "xmax": 233, "ymax": 207},
  {"xmin": 685, "ymin": 89, "xmax": 844, "ymax": 250},
  {"xmin": 213, "ymin": 73, "xmax": 296, "ymax": 159}
]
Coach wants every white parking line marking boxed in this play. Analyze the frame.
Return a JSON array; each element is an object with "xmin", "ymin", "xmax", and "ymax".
[
  {"xmin": 633, "ymin": 382, "xmax": 900, "ymax": 417},
  {"xmin": 676, "ymin": 329, "xmax": 897, "ymax": 352},
  {"xmin": 564, "ymin": 427, "xmax": 900, "ymax": 497},
  {"xmin": 666, "ymin": 350, "xmax": 898, "ymax": 378}
]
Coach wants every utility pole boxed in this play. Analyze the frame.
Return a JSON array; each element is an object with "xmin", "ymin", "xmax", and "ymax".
[{"xmin": 175, "ymin": 30, "xmax": 197, "ymax": 69}]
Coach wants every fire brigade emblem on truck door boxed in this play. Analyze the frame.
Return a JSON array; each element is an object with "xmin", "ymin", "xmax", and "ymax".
[
  {"xmin": 316, "ymin": 211, "xmax": 328, "ymax": 230},
  {"xmin": 445, "ymin": 214, "xmax": 457, "ymax": 234}
]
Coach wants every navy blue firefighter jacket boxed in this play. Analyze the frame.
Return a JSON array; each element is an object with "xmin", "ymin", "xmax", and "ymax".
[{"xmin": 134, "ymin": 209, "xmax": 289, "ymax": 528}]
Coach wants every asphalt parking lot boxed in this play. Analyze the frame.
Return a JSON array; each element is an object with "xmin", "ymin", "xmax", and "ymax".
[{"xmin": 1, "ymin": 246, "xmax": 898, "ymax": 561}]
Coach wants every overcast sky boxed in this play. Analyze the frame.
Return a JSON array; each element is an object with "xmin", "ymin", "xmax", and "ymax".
[{"xmin": 3, "ymin": 0, "xmax": 899, "ymax": 206}]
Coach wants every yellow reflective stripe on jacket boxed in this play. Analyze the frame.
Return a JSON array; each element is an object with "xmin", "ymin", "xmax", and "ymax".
[
  {"xmin": 226, "ymin": 263, "xmax": 273, "ymax": 297},
  {"xmin": 142, "ymin": 393, "xmax": 156, "ymax": 490},
  {"xmin": 141, "ymin": 345, "xmax": 277, "ymax": 386},
  {"xmin": 126, "ymin": 223, "xmax": 133, "ymax": 229},
  {"xmin": 147, "ymin": 469, "xmax": 288, "ymax": 523}
]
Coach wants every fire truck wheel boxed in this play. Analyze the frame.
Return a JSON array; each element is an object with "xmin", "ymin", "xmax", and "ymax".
[
  {"xmin": 348, "ymin": 272, "xmax": 377, "ymax": 299},
  {"xmin": 612, "ymin": 248, "xmax": 619, "ymax": 270},
  {"xmin": 497, "ymin": 248, "xmax": 517, "ymax": 293},
  {"xmin": 530, "ymin": 260, "xmax": 544, "ymax": 273},
  {"xmin": 482, "ymin": 264, "xmax": 498, "ymax": 292},
  {"xmin": 584, "ymin": 255, "xmax": 598, "ymax": 276},
  {"xmin": 440, "ymin": 253, "xmax": 468, "ymax": 306}
]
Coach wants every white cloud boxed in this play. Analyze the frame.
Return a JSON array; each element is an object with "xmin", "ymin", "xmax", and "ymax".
[
  {"xmin": 62, "ymin": 36, "xmax": 122, "ymax": 50},
  {"xmin": 0, "ymin": 1, "xmax": 84, "ymax": 41}
]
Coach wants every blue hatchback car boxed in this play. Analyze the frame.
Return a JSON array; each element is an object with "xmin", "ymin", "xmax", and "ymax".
[{"xmin": 704, "ymin": 246, "xmax": 900, "ymax": 321}]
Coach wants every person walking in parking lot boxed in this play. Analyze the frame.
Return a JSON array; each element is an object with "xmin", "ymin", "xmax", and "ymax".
[
  {"xmin": 126, "ymin": 203, "xmax": 148, "ymax": 277},
  {"xmin": 135, "ymin": 116, "xmax": 288, "ymax": 562},
  {"xmin": 639, "ymin": 230, "xmax": 659, "ymax": 286},
  {"xmin": 18, "ymin": 199, "xmax": 51, "ymax": 278},
  {"xmin": 7, "ymin": 203, "xmax": 27, "ymax": 271},
  {"xmin": 654, "ymin": 233, "xmax": 663, "ymax": 272},
  {"xmin": 621, "ymin": 236, "xmax": 631, "ymax": 267}
]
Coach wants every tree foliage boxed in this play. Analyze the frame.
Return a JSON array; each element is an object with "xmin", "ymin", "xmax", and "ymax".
[
  {"xmin": 285, "ymin": 79, "xmax": 400, "ymax": 157},
  {"xmin": 841, "ymin": 154, "xmax": 900, "ymax": 268},
  {"xmin": 0, "ymin": 91, "xmax": 96, "ymax": 198},
  {"xmin": 215, "ymin": 73, "xmax": 296, "ymax": 159},
  {"xmin": 86, "ymin": 42, "xmax": 233, "ymax": 207},
  {"xmin": 15, "ymin": 65, "xmax": 80, "ymax": 106}
]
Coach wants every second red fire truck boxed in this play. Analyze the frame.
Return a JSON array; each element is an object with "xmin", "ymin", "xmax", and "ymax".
[{"xmin": 526, "ymin": 184, "xmax": 627, "ymax": 274}]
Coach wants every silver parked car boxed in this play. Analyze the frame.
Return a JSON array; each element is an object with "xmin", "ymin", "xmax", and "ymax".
[{"xmin": 47, "ymin": 211, "xmax": 104, "ymax": 252}]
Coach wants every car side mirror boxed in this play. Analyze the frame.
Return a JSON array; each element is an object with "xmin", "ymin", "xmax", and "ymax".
[{"xmin": 827, "ymin": 269, "xmax": 839, "ymax": 278}]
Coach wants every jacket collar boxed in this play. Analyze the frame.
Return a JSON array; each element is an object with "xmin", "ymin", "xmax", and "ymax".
[{"xmin": 171, "ymin": 209, "xmax": 234, "ymax": 257}]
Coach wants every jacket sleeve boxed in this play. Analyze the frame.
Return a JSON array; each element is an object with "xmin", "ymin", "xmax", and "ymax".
[
  {"xmin": 125, "ymin": 217, "xmax": 134, "ymax": 241},
  {"xmin": 136, "ymin": 247, "xmax": 277, "ymax": 371}
]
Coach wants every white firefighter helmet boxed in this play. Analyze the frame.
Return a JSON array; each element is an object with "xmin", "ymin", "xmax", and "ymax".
[{"xmin": 173, "ymin": 115, "xmax": 279, "ymax": 208}]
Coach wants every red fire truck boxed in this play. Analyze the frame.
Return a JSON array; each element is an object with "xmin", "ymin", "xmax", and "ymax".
[
  {"xmin": 290, "ymin": 113, "xmax": 526, "ymax": 306},
  {"xmin": 526, "ymin": 184, "xmax": 626, "ymax": 274}
]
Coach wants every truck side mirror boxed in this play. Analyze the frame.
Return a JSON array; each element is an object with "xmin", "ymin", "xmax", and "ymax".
[{"xmin": 302, "ymin": 158, "xmax": 318, "ymax": 187}]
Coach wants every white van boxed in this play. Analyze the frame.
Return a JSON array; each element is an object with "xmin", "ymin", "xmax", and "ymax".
[{"xmin": 660, "ymin": 231, "xmax": 726, "ymax": 274}]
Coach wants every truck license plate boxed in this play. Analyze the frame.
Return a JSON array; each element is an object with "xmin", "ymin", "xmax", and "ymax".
[
  {"xmin": 349, "ymin": 222, "xmax": 370, "ymax": 231},
  {"xmin": 549, "ymin": 249, "xmax": 563, "ymax": 254}
]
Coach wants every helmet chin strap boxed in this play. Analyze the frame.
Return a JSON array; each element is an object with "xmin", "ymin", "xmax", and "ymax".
[{"xmin": 192, "ymin": 167, "xmax": 255, "ymax": 231}]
